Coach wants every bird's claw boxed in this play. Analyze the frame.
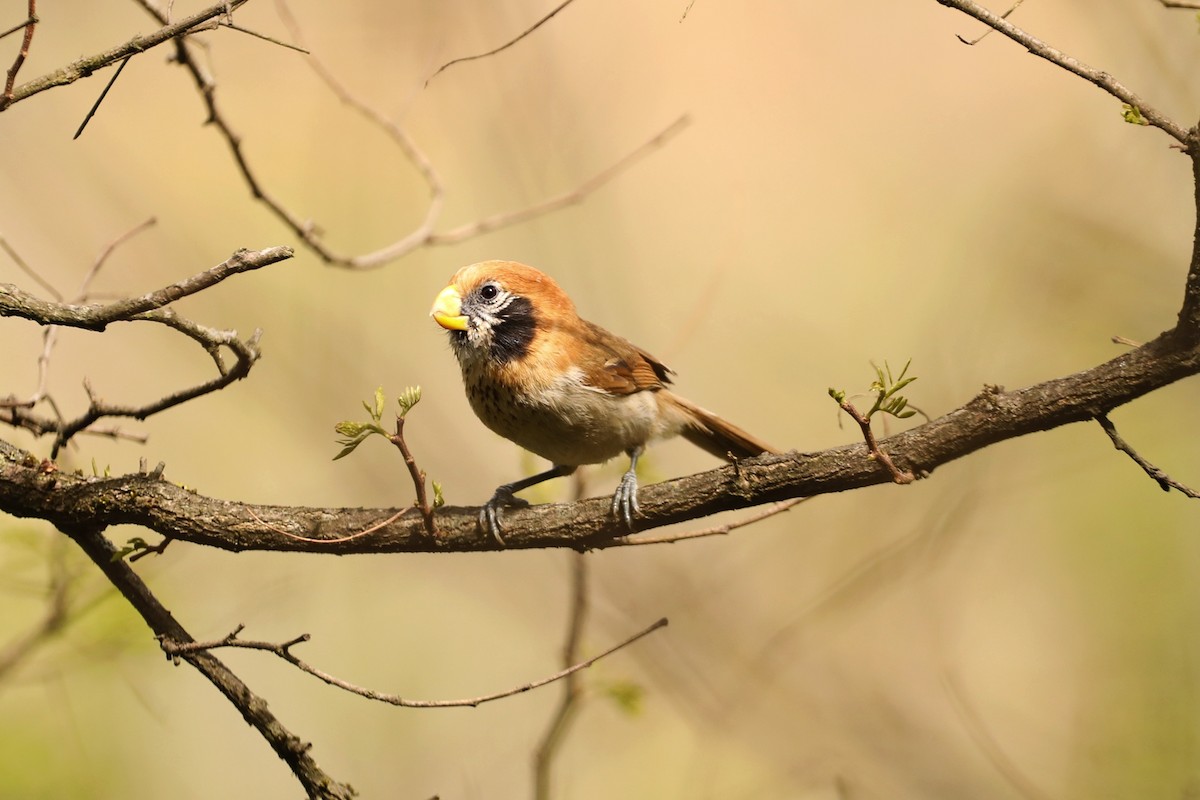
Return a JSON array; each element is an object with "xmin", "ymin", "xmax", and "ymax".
[
  {"xmin": 611, "ymin": 469, "xmax": 640, "ymax": 530},
  {"xmin": 480, "ymin": 485, "xmax": 529, "ymax": 545}
]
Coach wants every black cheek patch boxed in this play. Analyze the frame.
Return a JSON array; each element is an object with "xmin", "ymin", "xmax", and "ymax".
[{"xmin": 490, "ymin": 295, "xmax": 536, "ymax": 364}]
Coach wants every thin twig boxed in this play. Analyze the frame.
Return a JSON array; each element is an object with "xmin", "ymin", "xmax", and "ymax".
[
  {"xmin": 837, "ymin": 400, "xmax": 915, "ymax": 484},
  {"xmin": 616, "ymin": 497, "xmax": 806, "ymax": 546},
  {"xmin": 2, "ymin": 0, "xmax": 252, "ymax": 111},
  {"xmin": 534, "ymin": 475, "xmax": 589, "ymax": 800},
  {"xmin": 936, "ymin": 0, "xmax": 1190, "ymax": 145},
  {"xmin": 73, "ymin": 56, "xmax": 131, "ymax": 139},
  {"xmin": 0, "ymin": 246, "xmax": 292, "ymax": 452},
  {"xmin": 956, "ymin": 0, "xmax": 1023, "ymax": 46},
  {"xmin": 0, "ymin": 233, "xmax": 59, "ymax": 300},
  {"xmin": 1097, "ymin": 414, "xmax": 1200, "ymax": 498},
  {"xmin": 389, "ymin": 416, "xmax": 437, "ymax": 537},
  {"xmin": 161, "ymin": 617, "xmax": 668, "ymax": 709},
  {"xmin": 248, "ymin": 506, "xmax": 411, "ymax": 545},
  {"xmin": 220, "ymin": 21, "xmax": 309, "ymax": 53},
  {"xmin": 65, "ymin": 524, "xmax": 356, "ymax": 799},
  {"xmin": 427, "ymin": 115, "xmax": 692, "ymax": 247},
  {"xmin": 943, "ymin": 671, "xmax": 1056, "ymax": 800},
  {"xmin": 1, "ymin": 1, "xmax": 36, "ymax": 108},
  {"xmin": 427, "ymin": 0, "xmax": 581, "ymax": 85}
]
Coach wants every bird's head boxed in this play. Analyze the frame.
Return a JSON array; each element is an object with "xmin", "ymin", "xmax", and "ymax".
[{"xmin": 430, "ymin": 261, "xmax": 576, "ymax": 367}]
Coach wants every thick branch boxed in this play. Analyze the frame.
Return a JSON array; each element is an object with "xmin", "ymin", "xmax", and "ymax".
[{"xmin": 4, "ymin": 331, "xmax": 1198, "ymax": 552}]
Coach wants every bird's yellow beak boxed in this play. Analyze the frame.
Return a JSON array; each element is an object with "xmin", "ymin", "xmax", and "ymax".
[{"xmin": 430, "ymin": 285, "xmax": 469, "ymax": 331}]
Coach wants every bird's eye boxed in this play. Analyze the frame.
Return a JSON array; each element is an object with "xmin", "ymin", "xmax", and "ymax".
[{"xmin": 479, "ymin": 283, "xmax": 500, "ymax": 301}]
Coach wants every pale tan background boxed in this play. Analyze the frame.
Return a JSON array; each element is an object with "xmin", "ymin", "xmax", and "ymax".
[{"xmin": 2, "ymin": 1, "xmax": 1199, "ymax": 798}]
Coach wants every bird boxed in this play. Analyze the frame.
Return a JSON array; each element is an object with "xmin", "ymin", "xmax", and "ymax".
[{"xmin": 430, "ymin": 260, "xmax": 776, "ymax": 542}]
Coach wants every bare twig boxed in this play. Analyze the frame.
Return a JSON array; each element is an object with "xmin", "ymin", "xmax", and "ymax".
[
  {"xmin": 837, "ymin": 399, "xmax": 915, "ymax": 484},
  {"xmin": 248, "ymin": 506, "xmax": 412, "ymax": 545},
  {"xmin": 0, "ymin": 233, "xmax": 58, "ymax": 299},
  {"xmin": 427, "ymin": 0, "xmax": 581, "ymax": 85},
  {"xmin": 534, "ymin": 476, "xmax": 589, "ymax": 800},
  {"xmin": 1, "ymin": 0, "xmax": 252, "ymax": 111},
  {"xmin": 1, "ymin": 1, "xmax": 35, "ymax": 108},
  {"xmin": 72, "ymin": 56, "xmax": 131, "ymax": 139},
  {"xmin": 64, "ymin": 523, "xmax": 356, "ymax": 800},
  {"xmin": 615, "ymin": 497, "xmax": 806, "ymax": 546},
  {"xmin": 172, "ymin": 1, "xmax": 691, "ymax": 270},
  {"xmin": 0, "ymin": 542, "xmax": 72, "ymax": 683},
  {"xmin": 426, "ymin": 115, "xmax": 692, "ymax": 247},
  {"xmin": 936, "ymin": 0, "xmax": 1190, "ymax": 145},
  {"xmin": 1160, "ymin": 0, "xmax": 1200, "ymax": 8},
  {"xmin": 0, "ymin": 246, "xmax": 292, "ymax": 453},
  {"xmin": 943, "ymin": 671, "xmax": 1055, "ymax": 800},
  {"xmin": 1096, "ymin": 414, "xmax": 1200, "ymax": 498},
  {"xmin": 955, "ymin": 0, "xmax": 1023, "ymax": 46},
  {"xmin": 161, "ymin": 617, "xmax": 668, "ymax": 709}
]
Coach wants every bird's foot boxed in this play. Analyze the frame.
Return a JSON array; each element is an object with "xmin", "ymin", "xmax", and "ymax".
[
  {"xmin": 480, "ymin": 484, "xmax": 530, "ymax": 545},
  {"xmin": 611, "ymin": 468, "xmax": 641, "ymax": 530}
]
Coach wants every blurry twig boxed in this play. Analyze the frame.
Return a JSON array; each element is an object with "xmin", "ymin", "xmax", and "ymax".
[
  {"xmin": 177, "ymin": 1, "xmax": 689, "ymax": 270},
  {"xmin": 1097, "ymin": 414, "xmax": 1200, "ymax": 498},
  {"xmin": 937, "ymin": 0, "xmax": 1188, "ymax": 145},
  {"xmin": 1, "ymin": 0, "xmax": 36, "ymax": 109},
  {"xmin": 427, "ymin": 0, "xmax": 581, "ymax": 85},
  {"xmin": 617, "ymin": 497, "xmax": 806, "ymax": 546},
  {"xmin": 534, "ymin": 474, "xmax": 589, "ymax": 800},
  {"xmin": 1, "ymin": 0, "xmax": 251, "ymax": 111},
  {"xmin": 0, "ymin": 246, "xmax": 292, "ymax": 455},
  {"xmin": 955, "ymin": 0, "xmax": 1023, "ymax": 45},
  {"xmin": 943, "ymin": 671, "xmax": 1055, "ymax": 800},
  {"xmin": 162, "ymin": 617, "xmax": 667, "ymax": 709}
]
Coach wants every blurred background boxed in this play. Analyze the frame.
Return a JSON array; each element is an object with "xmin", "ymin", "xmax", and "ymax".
[{"xmin": 1, "ymin": 1, "xmax": 1199, "ymax": 797}]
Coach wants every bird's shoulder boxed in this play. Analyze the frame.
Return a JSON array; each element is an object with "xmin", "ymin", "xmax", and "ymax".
[{"xmin": 570, "ymin": 319, "xmax": 673, "ymax": 396}]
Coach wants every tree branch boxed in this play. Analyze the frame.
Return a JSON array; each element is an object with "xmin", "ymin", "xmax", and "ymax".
[
  {"xmin": 61, "ymin": 522, "xmax": 356, "ymax": 799},
  {"xmin": 935, "ymin": 0, "xmax": 1191, "ymax": 145},
  {"xmin": 0, "ymin": 0, "xmax": 253, "ymax": 111},
  {"xmin": 4, "ymin": 330, "xmax": 1198, "ymax": 553}
]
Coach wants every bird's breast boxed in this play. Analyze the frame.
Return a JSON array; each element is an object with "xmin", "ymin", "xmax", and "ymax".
[{"xmin": 460, "ymin": 364, "xmax": 672, "ymax": 466}]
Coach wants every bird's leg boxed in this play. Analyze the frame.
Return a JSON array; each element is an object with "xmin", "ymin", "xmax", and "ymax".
[
  {"xmin": 482, "ymin": 464, "xmax": 576, "ymax": 545},
  {"xmin": 612, "ymin": 446, "xmax": 643, "ymax": 530}
]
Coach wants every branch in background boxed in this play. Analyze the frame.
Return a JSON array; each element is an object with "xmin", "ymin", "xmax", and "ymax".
[
  {"xmin": 616, "ymin": 497, "xmax": 806, "ymax": 546},
  {"xmin": 426, "ymin": 0, "xmax": 581, "ymax": 84},
  {"xmin": 1, "ymin": 0, "xmax": 36, "ymax": 108},
  {"xmin": 142, "ymin": 0, "xmax": 689, "ymax": 270},
  {"xmin": 0, "ymin": 246, "xmax": 292, "ymax": 454},
  {"xmin": 0, "ymin": 540, "xmax": 73, "ymax": 684},
  {"xmin": 161, "ymin": 617, "xmax": 667, "ymax": 709},
  {"xmin": 63, "ymin": 522, "xmax": 356, "ymax": 800},
  {"xmin": 534, "ymin": 475, "xmax": 589, "ymax": 800},
  {"xmin": 1096, "ymin": 414, "xmax": 1200, "ymax": 499},
  {"xmin": 936, "ymin": 0, "xmax": 1190, "ymax": 145},
  {"xmin": 5, "ymin": 326, "xmax": 1200, "ymax": 555},
  {"xmin": 0, "ymin": 0, "xmax": 253, "ymax": 111}
]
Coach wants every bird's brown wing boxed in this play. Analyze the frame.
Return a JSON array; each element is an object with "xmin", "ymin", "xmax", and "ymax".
[{"xmin": 577, "ymin": 320, "xmax": 673, "ymax": 396}]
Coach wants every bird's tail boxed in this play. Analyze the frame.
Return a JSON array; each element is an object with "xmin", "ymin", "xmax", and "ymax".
[{"xmin": 665, "ymin": 391, "xmax": 777, "ymax": 461}]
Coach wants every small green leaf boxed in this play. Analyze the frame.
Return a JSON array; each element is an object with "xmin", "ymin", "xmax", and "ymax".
[
  {"xmin": 335, "ymin": 421, "xmax": 369, "ymax": 438},
  {"xmin": 397, "ymin": 385, "xmax": 422, "ymax": 418},
  {"xmin": 111, "ymin": 537, "xmax": 150, "ymax": 561},
  {"xmin": 432, "ymin": 481, "xmax": 445, "ymax": 509},
  {"xmin": 828, "ymin": 387, "xmax": 847, "ymax": 403},
  {"xmin": 1121, "ymin": 103, "xmax": 1148, "ymax": 126},
  {"xmin": 601, "ymin": 680, "xmax": 645, "ymax": 716}
]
